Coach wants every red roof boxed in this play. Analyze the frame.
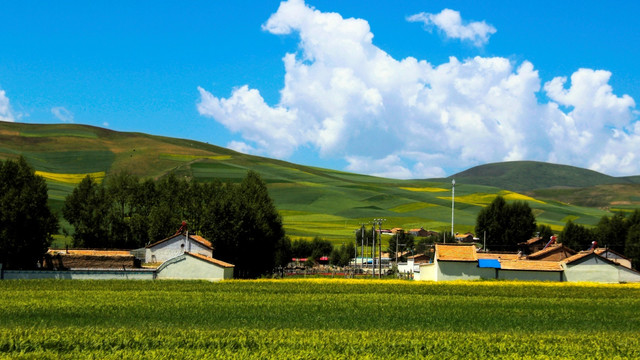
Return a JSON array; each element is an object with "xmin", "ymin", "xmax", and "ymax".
[
  {"xmin": 436, "ymin": 244, "xmax": 477, "ymax": 262},
  {"xmin": 186, "ymin": 252, "xmax": 234, "ymax": 268}
]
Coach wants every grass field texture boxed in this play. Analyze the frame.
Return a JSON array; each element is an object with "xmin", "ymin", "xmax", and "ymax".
[{"xmin": 1, "ymin": 279, "xmax": 638, "ymax": 359}]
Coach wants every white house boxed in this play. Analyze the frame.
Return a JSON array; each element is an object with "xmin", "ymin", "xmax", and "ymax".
[
  {"xmin": 156, "ymin": 252, "xmax": 234, "ymax": 281},
  {"xmin": 145, "ymin": 232, "xmax": 212, "ymax": 264},
  {"xmin": 562, "ymin": 251, "xmax": 640, "ymax": 283}
]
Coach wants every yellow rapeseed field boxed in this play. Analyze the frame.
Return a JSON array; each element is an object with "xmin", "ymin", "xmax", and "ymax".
[
  {"xmin": 400, "ymin": 186, "xmax": 448, "ymax": 192},
  {"xmin": 35, "ymin": 171, "xmax": 105, "ymax": 184}
]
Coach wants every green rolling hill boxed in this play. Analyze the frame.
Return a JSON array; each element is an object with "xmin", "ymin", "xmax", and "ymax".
[
  {"xmin": 1, "ymin": 122, "xmax": 638, "ymax": 244},
  {"xmin": 446, "ymin": 161, "xmax": 640, "ymax": 191}
]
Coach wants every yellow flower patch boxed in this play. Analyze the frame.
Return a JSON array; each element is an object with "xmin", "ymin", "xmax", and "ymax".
[
  {"xmin": 400, "ymin": 187, "xmax": 449, "ymax": 192},
  {"xmin": 35, "ymin": 171, "xmax": 105, "ymax": 184}
]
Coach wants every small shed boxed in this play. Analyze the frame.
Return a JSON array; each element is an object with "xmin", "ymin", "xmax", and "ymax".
[{"xmin": 145, "ymin": 232, "xmax": 213, "ymax": 264}]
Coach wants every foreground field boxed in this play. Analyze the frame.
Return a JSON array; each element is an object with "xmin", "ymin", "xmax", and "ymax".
[{"xmin": 1, "ymin": 279, "xmax": 639, "ymax": 359}]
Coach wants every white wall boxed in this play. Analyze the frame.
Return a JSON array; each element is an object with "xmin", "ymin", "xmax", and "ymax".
[
  {"xmin": 156, "ymin": 254, "xmax": 233, "ymax": 281},
  {"xmin": 438, "ymin": 261, "xmax": 495, "ymax": 281},
  {"xmin": 563, "ymin": 256, "xmax": 620, "ymax": 283},
  {"xmin": 145, "ymin": 235, "xmax": 212, "ymax": 263},
  {"xmin": 498, "ymin": 270, "xmax": 562, "ymax": 282},
  {"xmin": 2, "ymin": 269, "xmax": 155, "ymax": 280}
]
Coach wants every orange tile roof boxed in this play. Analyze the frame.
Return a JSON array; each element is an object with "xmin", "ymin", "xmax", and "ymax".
[
  {"xmin": 477, "ymin": 252, "xmax": 521, "ymax": 260},
  {"xmin": 561, "ymin": 251, "xmax": 595, "ymax": 264},
  {"xmin": 436, "ymin": 244, "xmax": 477, "ymax": 262},
  {"xmin": 500, "ymin": 260, "xmax": 563, "ymax": 272},
  {"xmin": 527, "ymin": 244, "xmax": 576, "ymax": 259},
  {"xmin": 189, "ymin": 235, "xmax": 212, "ymax": 249},
  {"xmin": 47, "ymin": 249, "xmax": 132, "ymax": 257},
  {"xmin": 186, "ymin": 252, "xmax": 234, "ymax": 268}
]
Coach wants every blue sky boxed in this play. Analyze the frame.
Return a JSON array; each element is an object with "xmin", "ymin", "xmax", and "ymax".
[{"xmin": 1, "ymin": 0, "xmax": 639, "ymax": 178}]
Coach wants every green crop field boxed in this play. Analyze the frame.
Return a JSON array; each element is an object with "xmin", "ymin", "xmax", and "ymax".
[{"xmin": 1, "ymin": 279, "xmax": 639, "ymax": 359}]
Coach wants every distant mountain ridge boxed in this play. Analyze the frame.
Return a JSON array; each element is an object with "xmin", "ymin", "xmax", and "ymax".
[{"xmin": 447, "ymin": 161, "xmax": 640, "ymax": 192}]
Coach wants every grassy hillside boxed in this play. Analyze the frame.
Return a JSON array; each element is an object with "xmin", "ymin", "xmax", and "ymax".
[
  {"xmin": 0, "ymin": 122, "xmax": 624, "ymax": 243},
  {"xmin": 448, "ymin": 161, "xmax": 638, "ymax": 191}
]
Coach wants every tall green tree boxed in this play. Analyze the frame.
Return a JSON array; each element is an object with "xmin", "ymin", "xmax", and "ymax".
[
  {"xmin": 386, "ymin": 231, "xmax": 415, "ymax": 260},
  {"xmin": 536, "ymin": 224, "xmax": 554, "ymax": 243},
  {"xmin": 62, "ymin": 175, "xmax": 110, "ymax": 248},
  {"xmin": 0, "ymin": 157, "xmax": 58, "ymax": 269},
  {"xmin": 203, "ymin": 171, "xmax": 285, "ymax": 278},
  {"xmin": 595, "ymin": 212, "xmax": 627, "ymax": 253},
  {"xmin": 475, "ymin": 196, "xmax": 536, "ymax": 251},
  {"xmin": 559, "ymin": 220, "xmax": 596, "ymax": 251},
  {"xmin": 625, "ymin": 224, "xmax": 640, "ymax": 270}
]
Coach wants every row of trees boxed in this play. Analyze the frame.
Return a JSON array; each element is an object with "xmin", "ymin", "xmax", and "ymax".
[
  {"xmin": 62, "ymin": 170, "xmax": 286, "ymax": 278},
  {"xmin": 0, "ymin": 157, "xmax": 58, "ymax": 269},
  {"xmin": 561, "ymin": 211, "xmax": 640, "ymax": 268}
]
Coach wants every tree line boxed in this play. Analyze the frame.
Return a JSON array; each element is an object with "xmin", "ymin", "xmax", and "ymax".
[
  {"xmin": 476, "ymin": 195, "xmax": 640, "ymax": 268},
  {"xmin": 62, "ymin": 170, "xmax": 287, "ymax": 278}
]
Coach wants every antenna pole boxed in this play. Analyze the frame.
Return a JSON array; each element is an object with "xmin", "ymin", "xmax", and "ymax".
[{"xmin": 451, "ymin": 179, "xmax": 455, "ymax": 241}]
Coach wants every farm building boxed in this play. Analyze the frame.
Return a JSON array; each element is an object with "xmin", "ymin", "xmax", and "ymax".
[
  {"xmin": 518, "ymin": 236, "xmax": 546, "ymax": 254},
  {"xmin": 155, "ymin": 252, "xmax": 234, "ymax": 281},
  {"xmin": 594, "ymin": 248, "xmax": 633, "ymax": 269},
  {"xmin": 454, "ymin": 233, "xmax": 476, "ymax": 243},
  {"xmin": 3, "ymin": 233, "xmax": 234, "ymax": 281},
  {"xmin": 145, "ymin": 232, "xmax": 213, "ymax": 263},
  {"xmin": 44, "ymin": 249, "xmax": 138, "ymax": 270},
  {"xmin": 527, "ymin": 244, "xmax": 576, "ymax": 261},
  {"xmin": 417, "ymin": 243, "xmax": 640, "ymax": 283}
]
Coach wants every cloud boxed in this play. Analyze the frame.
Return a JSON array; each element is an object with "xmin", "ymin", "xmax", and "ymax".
[
  {"xmin": 51, "ymin": 106, "xmax": 74, "ymax": 123},
  {"xmin": 0, "ymin": 89, "xmax": 15, "ymax": 122},
  {"xmin": 407, "ymin": 9, "xmax": 496, "ymax": 47},
  {"xmin": 227, "ymin": 140, "xmax": 258, "ymax": 155},
  {"xmin": 198, "ymin": 0, "xmax": 638, "ymax": 178}
]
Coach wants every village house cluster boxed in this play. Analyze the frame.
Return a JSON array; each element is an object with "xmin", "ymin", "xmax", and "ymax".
[{"xmin": 1, "ymin": 230, "xmax": 234, "ymax": 281}]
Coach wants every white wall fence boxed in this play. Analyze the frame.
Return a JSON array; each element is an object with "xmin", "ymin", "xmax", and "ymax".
[{"xmin": 1, "ymin": 264, "xmax": 156, "ymax": 280}]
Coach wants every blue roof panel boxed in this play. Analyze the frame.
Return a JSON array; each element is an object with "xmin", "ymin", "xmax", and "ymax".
[{"xmin": 478, "ymin": 258, "xmax": 501, "ymax": 268}]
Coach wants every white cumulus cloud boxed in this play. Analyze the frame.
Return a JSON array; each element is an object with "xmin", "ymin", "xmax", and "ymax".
[
  {"xmin": 51, "ymin": 106, "xmax": 74, "ymax": 123},
  {"xmin": 407, "ymin": 9, "xmax": 496, "ymax": 47},
  {"xmin": 0, "ymin": 89, "xmax": 15, "ymax": 122},
  {"xmin": 198, "ymin": 0, "xmax": 638, "ymax": 178}
]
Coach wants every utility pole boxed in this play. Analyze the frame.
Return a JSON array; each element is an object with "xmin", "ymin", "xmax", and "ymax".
[
  {"xmin": 451, "ymin": 179, "xmax": 455, "ymax": 241},
  {"xmin": 360, "ymin": 224, "xmax": 365, "ymax": 269},
  {"xmin": 371, "ymin": 223, "xmax": 376, "ymax": 277},
  {"xmin": 373, "ymin": 219, "xmax": 385, "ymax": 278}
]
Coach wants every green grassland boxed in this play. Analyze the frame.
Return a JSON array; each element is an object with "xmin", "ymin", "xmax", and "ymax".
[
  {"xmin": 2, "ymin": 122, "xmax": 636, "ymax": 244},
  {"xmin": 0, "ymin": 279, "xmax": 639, "ymax": 359}
]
